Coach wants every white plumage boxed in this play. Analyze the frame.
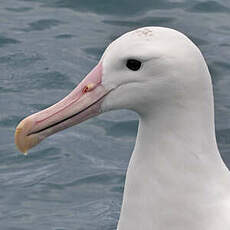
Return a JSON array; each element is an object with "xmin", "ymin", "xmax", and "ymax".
[{"xmin": 100, "ymin": 27, "xmax": 230, "ymax": 230}]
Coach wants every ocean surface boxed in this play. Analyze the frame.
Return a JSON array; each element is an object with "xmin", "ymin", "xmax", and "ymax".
[{"xmin": 0, "ymin": 0, "xmax": 230, "ymax": 229}]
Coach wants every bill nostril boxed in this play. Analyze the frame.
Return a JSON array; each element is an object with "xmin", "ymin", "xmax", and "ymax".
[{"xmin": 82, "ymin": 83, "xmax": 96, "ymax": 94}]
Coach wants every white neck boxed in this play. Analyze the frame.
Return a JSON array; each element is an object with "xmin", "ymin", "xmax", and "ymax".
[{"xmin": 117, "ymin": 83, "xmax": 230, "ymax": 230}]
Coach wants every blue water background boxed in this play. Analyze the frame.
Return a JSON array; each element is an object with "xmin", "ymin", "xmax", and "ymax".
[{"xmin": 0, "ymin": 0, "xmax": 230, "ymax": 229}]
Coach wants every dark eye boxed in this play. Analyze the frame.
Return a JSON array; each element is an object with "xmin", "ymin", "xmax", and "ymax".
[{"xmin": 126, "ymin": 59, "xmax": 142, "ymax": 71}]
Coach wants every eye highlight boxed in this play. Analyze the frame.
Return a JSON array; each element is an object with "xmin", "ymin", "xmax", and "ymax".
[{"xmin": 126, "ymin": 59, "xmax": 142, "ymax": 71}]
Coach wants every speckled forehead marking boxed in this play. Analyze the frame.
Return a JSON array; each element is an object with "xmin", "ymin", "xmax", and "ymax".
[{"xmin": 132, "ymin": 28, "xmax": 155, "ymax": 40}]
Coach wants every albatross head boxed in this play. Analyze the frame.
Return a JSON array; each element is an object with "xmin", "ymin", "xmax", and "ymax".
[{"xmin": 15, "ymin": 27, "xmax": 211, "ymax": 153}]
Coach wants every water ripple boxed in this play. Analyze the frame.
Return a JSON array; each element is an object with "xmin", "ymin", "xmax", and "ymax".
[
  {"xmin": 0, "ymin": 53, "xmax": 43, "ymax": 68},
  {"xmin": 38, "ymin": 0, "xmax": 184, "ymax": 15},
  {"xmin": 3, "ymin": 71, "xmax": 74, "ymax": 91},
  {"xmin": 41, "ymin": 172, "xmax": 125, "ymax": 190},
  {"xmin": 103, "ymin": 16, "xmax": 175, "ymax": 28},
  {"xmin": 0, "ymin": 35, "xmax": 20, "ymax": 47},
  {"xmin": 188, "ymin": 1, "xmax": 230, "ymax": 13},
  {"xmin": 5, "ymin": 7, "xmax": 32, "ymax": 12},
  {"xmin": 22, "ymin": 19, "xmax": 63, "ymax": 32},
  {"xmin": 55, "ymin": 34, "xmax": 75, "ymax": 39}
]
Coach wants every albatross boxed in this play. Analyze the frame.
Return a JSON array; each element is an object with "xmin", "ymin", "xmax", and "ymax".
[{"xmin": 15, "ymin": 27, "xmax": 230, "ymax": 230}]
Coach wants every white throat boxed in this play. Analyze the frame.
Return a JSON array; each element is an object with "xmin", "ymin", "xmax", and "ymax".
[{"xmin": 117, "ymin": 72, "xmax": 230, "ymax": 230}]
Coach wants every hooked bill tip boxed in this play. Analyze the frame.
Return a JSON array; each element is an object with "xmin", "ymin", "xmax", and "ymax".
[{"xmin": 14, "ymin": 118, "xmax": 40, "ymax": 154}]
